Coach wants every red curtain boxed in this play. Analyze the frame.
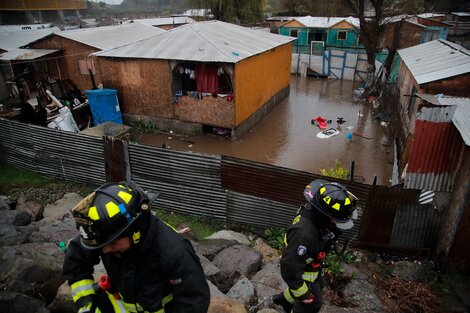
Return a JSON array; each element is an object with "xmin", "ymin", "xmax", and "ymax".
[{"xmin": 196, "ymin": 64, "xmax": 218, "ymax": 94}]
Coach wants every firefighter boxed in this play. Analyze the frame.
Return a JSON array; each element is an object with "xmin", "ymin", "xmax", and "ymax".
[
  {"xmin": 63, "ymin": 181, "xmax": 210, "ymax": 313},
  {"xmin": 273, "ymin": 179, "xmax": 358, "ymax": 313}
]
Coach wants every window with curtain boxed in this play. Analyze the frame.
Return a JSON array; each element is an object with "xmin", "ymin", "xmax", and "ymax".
[{"xmin": 196, "ymin": 64, "xmax": 218, "ymax": 93}]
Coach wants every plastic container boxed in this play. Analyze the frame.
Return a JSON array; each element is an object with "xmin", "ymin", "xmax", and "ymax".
[{"xmin": 85, "ymin": 89, "xmax": 123, "ymax": 125}]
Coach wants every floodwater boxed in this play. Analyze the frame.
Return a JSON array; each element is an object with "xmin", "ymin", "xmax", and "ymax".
[{"xmin": 140, "ymin": 76, "xmax": 393, "ymax": 185}]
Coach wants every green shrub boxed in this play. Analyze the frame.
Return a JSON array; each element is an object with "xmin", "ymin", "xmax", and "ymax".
[
  {"xmin": 264, "ymin": 227, "xmax": 286, "ymax": 250},
  {"xmin": 320, "ymin": 160, "xmax": 349, "ymax": 180},
  {"xmin": 131, "ymin": 119, "xmax": 155, "ymax": 134}
]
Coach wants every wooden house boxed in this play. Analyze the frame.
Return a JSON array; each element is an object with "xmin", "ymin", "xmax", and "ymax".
[
  {"xmin": 92, "ymin": 21, "xmax": 294, "ymax": 139},
  {"xmin": 28, "ymin": 23, "xmax": 164, "ymax": 91},
  {"xmin": 278, "ymin": 16, "xmax": 361, "ymax": 53}
]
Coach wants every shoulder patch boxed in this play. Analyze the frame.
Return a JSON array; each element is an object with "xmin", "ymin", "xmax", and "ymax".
[{"xmin": 297, "ymin": 245, "xmax": 307, "ymax": 256}]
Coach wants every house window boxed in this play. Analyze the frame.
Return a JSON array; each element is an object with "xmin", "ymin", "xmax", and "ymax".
[
  {"xmin": 290, "ymin": 29, "xmax": 298, "ymax": 38},
  {"xmin": 78, "ymin": 59, "xmax": 95, "ymax": 75},
  {"xmin": 337, "ymin": 31, "xmax": 347, "ymax": 40}
]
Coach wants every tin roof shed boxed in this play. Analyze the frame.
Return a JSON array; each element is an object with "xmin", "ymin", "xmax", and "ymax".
[
  {"xmin": 0, "ymin": 48, "xmax": 60, "ymax": 61},
  {"xmin": 398, "ymin": 39, "xmax": 470, "ymax": 85},
  {"xmin": 57, "ymin": 23, "xmax": 165, "ymax": 50},
  {"xmin": 94, "ymin": 20, "xmax": 294, "ymax": 63},
  {"xmin": 285, "ymin": 16, "xmax": 360, "ymax": 28},
  {"xmin": 0, "ymin": 27, "xmax": 59, "ymax": 51},
  {"xmin": 129, "ymin": 17, "xmax": 195, "ymax": 27}
]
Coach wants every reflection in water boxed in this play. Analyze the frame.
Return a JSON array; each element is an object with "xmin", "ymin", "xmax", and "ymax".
[{"xmin": 140, "ymin": 77, "xmax": 393, "ymax": 185}]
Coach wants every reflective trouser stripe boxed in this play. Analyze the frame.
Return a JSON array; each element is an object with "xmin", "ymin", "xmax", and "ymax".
[
  {"xmin": 105, "ymin": 292, "xmax": 127, "ymax": 313},
  {"xmin": 302, "ymin": 271, "xmax": 319, "ymax": 282},
  {"xmin": 71, "ymin": 279, "xmax": 95, "ymax": 303},
  {"xmin": 283, "ymin": 288, "xmax": 295, "ymax": 304},
  {"xmin": 123, "ymin": 293, "xmax": 173, "ymax": 313},
  {"xmin": 290, "ymin": 282, "xmax": 308, "ymax": 298}
]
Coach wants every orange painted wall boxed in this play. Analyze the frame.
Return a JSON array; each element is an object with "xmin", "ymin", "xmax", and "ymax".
[
  {"xmin": 234, "ymin": 42, "xmax": 292, "ymax": 125},
  {"xmin": 282, "ymin": 20, "xmax": 305, "ymax": 28}
]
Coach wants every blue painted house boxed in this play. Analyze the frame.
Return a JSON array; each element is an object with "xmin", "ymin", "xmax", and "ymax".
[{"xmin": 279, "ymin": 16, "xmax": 361, "ymax": 53}]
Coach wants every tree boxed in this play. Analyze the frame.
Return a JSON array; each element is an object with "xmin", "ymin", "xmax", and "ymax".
[{"xmin": 192, "ymin": 0, "xmax": 264, "ymax": 24}]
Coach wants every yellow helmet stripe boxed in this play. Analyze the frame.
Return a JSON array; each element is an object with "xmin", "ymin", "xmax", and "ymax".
[
  {"xmin": 319, "ymin": 187, "xmax": 326, "ymax": 195},
  {"xmin": 106, "ymin": 201, "xmax": 121, "ymax": 218},
  {"xmin": 345, "ymin": 197, "xmax": 351, "ymax": 205},
  {"xmin": 332, "ymin": 203, "xmax": 341, "ymax": 211},
  {"xmin": 118, "ymin": 191, "xmax": 132, "ymax": 204},
  {"xmin": 88, "ymin": 206, "xmax": 100, "ymax": 220}
]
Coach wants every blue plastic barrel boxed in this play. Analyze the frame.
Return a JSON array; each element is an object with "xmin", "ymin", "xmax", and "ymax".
[{"xmin": 85, "ymin": 89, "xmax": 123, "ymax": 125}]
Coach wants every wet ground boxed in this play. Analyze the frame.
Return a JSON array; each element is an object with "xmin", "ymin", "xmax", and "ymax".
[{"xmin": 140, "ymin": 76, "xmax": 393, "ymax": 185}]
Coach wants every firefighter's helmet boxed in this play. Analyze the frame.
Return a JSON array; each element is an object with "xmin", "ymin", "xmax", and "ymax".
[
  {"xmin": 303, "ymin": 179, "xmax": 358, "ymax": 230},
  {"xmin": 72, "ymin": 181, "xmax": 159, "ymax": 249}
]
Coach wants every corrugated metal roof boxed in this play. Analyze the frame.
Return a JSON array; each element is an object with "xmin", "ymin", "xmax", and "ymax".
[
  {"xmin": 292, "ymin": 16, "xmax": 360, "ymax": 28},
  {"xmin": 130, "ymin": 17, "xmax": 195, "ymax": 26},
  {"xmin": 0, "ymin": 27, "xmax": 59, "ymax": 51},
  {"xmin": 451, "ymin": 12, "xmax": 470, "ymax": 17},
  {"xmin": 453, "ymin": 104, "xmax": 470, "ymax": 146},
  {"xmin": 418, "ymin": 13, "xmax": 446, "ymax": 19},
  {"xmin": 0, "ymin": 48, "xmax": 59, "ymax": 61},
  {"xmin": 398, "ymin": 39, "xmax": 470, "ymax": 84},
  {"xmin": 405, "ymin": 120, "xmax": 463, "ymax": 191},
  {"xmin": 94, "ymin": 21, "xmax": 294, "ymax": 63},
  {"xmin": 0, "ymin": 23, "xmax": 54, "ymax": 33},
  {"xmin": 57, "ymin": 23, "xmax": 165, "ymax": 50},
  {"xmin": 416, "ymin": 106, "xmax": 457, "ymax": 122}
]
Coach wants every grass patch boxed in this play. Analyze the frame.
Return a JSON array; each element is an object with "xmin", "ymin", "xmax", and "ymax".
[
  {"xmin": 0, "ymin": 164, "xmax": 51, "ymax": 186},
  {"xmin": 155, "ymin": 210, "xmax": 224, "ymax": 241}
]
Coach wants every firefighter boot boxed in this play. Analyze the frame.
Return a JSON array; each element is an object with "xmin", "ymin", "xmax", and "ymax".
[{"xmin": 272, "ymin": 292, "xmax": 293, "ymax": 313}]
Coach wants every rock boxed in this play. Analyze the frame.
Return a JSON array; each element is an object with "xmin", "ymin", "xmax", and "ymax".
[
  {"xmin": 0, "ymin": 292, "xmax": 50, "ymax": 313},
  {"xmin": 193, "ymin": 239, "xmax": 238, "ymax": 260},
  {"xmin": 0, "ymin": 243, "xmax": 66, "ymax": 304},
  {"xmin": 199, "ymin": 253, "xmax": 224, "ymax": 284},
  {"xmin": 207, "ymin": 280, "xmax": 228, "ymax": 299},
  {"xmin": 206, "ymin": 230, "xmax": 251, "ymax": 246},
  {"xmin": 43, "ymin": 193, "xmax": 83, "ymax": 220},
  {"xmin": 208, "ymin": 296, "xmax": 247, "ymax": 313},
  {"xmin": 341, "ymin": 280, "xmax": 383, "ymax": 312},
  {"xmin": 389, "ymin": 261, "xmax": 425, "ymax": 282},
  {"xmin": 0, "ymin": 196, "xmax": 11, "ymax": 210},
  {"xmin": 47, "ymin": 281, "xmax": 74, "ymax": 313},
  {"xmin": 28, "ymin": 218, "xmax": 78, "ymax": 244},
  {"xmin": 320, "ymin": 305, "xmax": 371, "ymax": 313},
  {"xmin": 0, "ymin": 210, "xmax": 31, "ymax": 226},
  {"xmin": 212, "ymin": 244, "xmax": 262, "ymax": 278},
  {"xmin": 253, "ymin": 238, "xmax": 280, "ymax": 263},
  {"xmin": 16, "ymin": 196, "xmax": 44, "ymax": 222},
  {"xmin": 251, "ymin": 262, "xmax": 287, "ymax": 303},
  {"xmin": 227, "ymin": 277, "xmax": 255, "ymax": 305},
  {"xmin": 256, "ymin": 309, "xmax": 279, "ymax": 313},
  {"xmin": 340, "ymin": 263, "xmax": 368, "ymax": 280},
  {"xmin": 0, "ymin": 225, "xmax": 30, "ymax": 246}
]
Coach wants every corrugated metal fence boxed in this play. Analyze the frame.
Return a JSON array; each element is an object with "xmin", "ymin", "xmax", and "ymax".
[
  {"xmin": 0, "ymin": 119, "xmax": 442, "ymax": 252},
  {"xmin": 0, "ymin": 119, "xmax": 105, "ymax": 185}
]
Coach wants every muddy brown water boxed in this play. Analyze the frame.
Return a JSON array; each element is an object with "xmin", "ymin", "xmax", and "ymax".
[{"xmin": 140, "ymin": 76, "xmax": 393, "ymax": 185}]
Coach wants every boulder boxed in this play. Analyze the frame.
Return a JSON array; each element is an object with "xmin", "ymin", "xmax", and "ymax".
[
  {"xmin": 212, "ymin": 244, "xmax": 262, "ymax": 278},
  {"xmin": 389, "ymin": 261, "xmax": 425, "ymax": 282},
  {"xmin": 256, "ymin": 309, "xmax": 279, "ymax": 313},
  {"xmin": 251, "ymin": 262, "xmax": 287, "ymax": 303},
  {"xmin": 198, "ymin": 254, "xmax": 224, "ymax": 284},
  {"xmin": 16, "ymin": 196, "xmax": 44, "ymax": 222},
  {"xmin": 253, "ymin": 238, "xmax": 280, "ymax": 263},
  {"xmin": 0, "ymin": 292, "xmax": 50, "ymax": 313},
  {"xmin": 320, "ymin": 305, "xmax": 371, "ymax": 313},
  {"xmin": 0, "ymin": 225, "xmax": 30, "ymax": 246},
  {"xmin": 227, "ymin": 277, "xmax": 255, "ymax": 305},
  {"xmin": 208, "ymin": 296, "xmax": 247, "ymax": 313},
  {"xmin": 340, "ymin": 263, "xmax": 368, "ymax": 280},
  {"xmin": 341, "ymin": 279, "xmax": 383, "ymax": 312},
  {"xmin": 0, "ymin": 210, "xmax": 31, "ymax": 226},
  {"xmin": 43, "ymin": 193, "xmax": 83, "ymax": 220},
  {"xmin": 206, "ymin": 230, "xmax": 251, "ymax": 246},
  {"xmin": 47, "ymin": 281, "xmax": 74, "ymax": 313},
  {"xmin": 193, "ymin": 239, "xmax": 238, "ymax": 260},
  {"xmin": 0, "ymin": 242, "xmax": 66, "ymax": 304},
  {"xmin": 28, "ymin": 218, "xmax": 78, "ymax": 244},
  {"xmin": 0, "ymin": 196, "xmax": 11, "ymax": 210}
]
